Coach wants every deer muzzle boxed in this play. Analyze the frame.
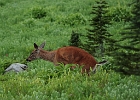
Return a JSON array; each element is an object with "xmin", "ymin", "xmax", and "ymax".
[{"xmin": 26, "ymin": 58, "xmax": 31, "ymax": 62}]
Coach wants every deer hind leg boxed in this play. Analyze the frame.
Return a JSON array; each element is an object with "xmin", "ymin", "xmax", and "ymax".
[
  {"xmin": 70, "ymin": 65, "xmax": 76, "ymax": 70},
  {"xmin": 81, "ymin": 66, "xmax": 91, "ymax": 75},
  {"xmin": 70, "ymin": 63, "xmax": 83, "ymax": 70}
]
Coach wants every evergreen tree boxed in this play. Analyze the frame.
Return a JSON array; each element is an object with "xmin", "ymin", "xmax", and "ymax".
[
  {"xmin": 113, "ymin": 0, "xmax": 140, "ymax": 75},
  {"xmin": 84, "ymin": 0, "xmax": 113, "ymax": 58},
  {"xmin": 69, "ymin": 31, "xmax": 81, "ymax": 47}
]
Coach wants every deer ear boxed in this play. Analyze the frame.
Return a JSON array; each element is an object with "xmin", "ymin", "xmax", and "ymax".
[
  {"xmin": 40, "ymin": 42, "xmax": 45, "ymax": 48},
  {"xmin": 34, "ymin": 43, "xmax": 38, "ymax": 49}
]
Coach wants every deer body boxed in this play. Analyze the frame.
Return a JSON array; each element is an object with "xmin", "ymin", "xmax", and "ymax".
[{"xmin": 26, "ymin": 42, "xmax": 99, "ymax": 74}]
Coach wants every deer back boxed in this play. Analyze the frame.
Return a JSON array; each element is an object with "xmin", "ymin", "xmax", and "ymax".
[{"xmin": 54, "ymin": 46, "xmax": 98, "ymax": 73}]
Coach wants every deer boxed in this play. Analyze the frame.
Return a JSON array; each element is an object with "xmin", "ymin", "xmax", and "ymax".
[{"xmin": 26, "ymin": 42, "xmax": 107, "ymax": 75}]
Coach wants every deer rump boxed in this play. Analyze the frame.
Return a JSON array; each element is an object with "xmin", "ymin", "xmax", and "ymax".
[{"xmin": 54, "ymin": 46, "xmax": 98, "ymax": 74}]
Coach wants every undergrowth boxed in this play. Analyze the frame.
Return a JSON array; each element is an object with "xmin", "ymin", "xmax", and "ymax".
[{"xmin": 0, "ymin": 65, "xmax": 139, "ymax": 100}]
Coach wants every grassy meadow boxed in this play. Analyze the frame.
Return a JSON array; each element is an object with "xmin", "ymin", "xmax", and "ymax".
[{"xmin": 0, "ymin": 0, "xmax": 140, "ymax": 100}]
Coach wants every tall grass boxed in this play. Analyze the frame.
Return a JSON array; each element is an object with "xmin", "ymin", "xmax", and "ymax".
[{"xmin": 0, "ymin": 66, "xmax": 139, "ymax": 100}]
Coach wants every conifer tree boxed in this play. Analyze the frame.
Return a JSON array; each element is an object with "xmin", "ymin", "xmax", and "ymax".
[
  {"xmin": 69, "ymin": 31, "xmax": 81, "ymax": 47},
  {"xmin": 113, "ymin": 0, "xmax": 140, "ymax": 75},
  {"xmin": 84, "ymin": 0, "xmax": 113, "ymax": 58}
]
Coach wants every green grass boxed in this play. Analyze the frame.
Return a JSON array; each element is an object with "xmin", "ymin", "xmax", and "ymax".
[
  {"xmin": 0, "ymin": 67, "xmax": 139, "ymax": 100},
  {"xmin": 0, "ymin": 0, "xmax": 139, "ymax": 100}
]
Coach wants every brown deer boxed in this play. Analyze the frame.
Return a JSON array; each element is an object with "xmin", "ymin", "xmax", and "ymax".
[{"xmin": 26, "ymin": 42, "xmax": 106, "ymax": 74}]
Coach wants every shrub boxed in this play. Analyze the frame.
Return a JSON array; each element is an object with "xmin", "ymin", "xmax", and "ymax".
[
  {"xmin": 58, "ymin": 13, "xmax": 87, "ymax": 26},
  {"xmin": 68, "ymin": 31, "xmax": 81, "ymax": 47},
  {"xmin": 0, "ymin": 1, "xmax": 5, "ymax": 7},
  {"xmin": 31, "ymin": 7, "xmax": 46, "ymax": 19}
]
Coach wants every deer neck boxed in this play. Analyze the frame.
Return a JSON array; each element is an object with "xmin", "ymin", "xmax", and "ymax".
[{"xmin": 39, "ymin": 50, "xmax": 56, "ymax": 62}]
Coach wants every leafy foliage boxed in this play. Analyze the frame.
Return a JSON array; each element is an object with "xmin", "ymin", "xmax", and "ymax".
[
  {"xmin": 0, "ymin": 1, "xmax": 5, "ymax": 7},
  {"xmin": 0, "ymin": 66, "xmax": 140, "ymax": 100},
  {"xmin": 58, "ymin": 13, "xmax": 87, "ymax": 26},
  {"xmin": 31, "ymin": 7, "xmax": 46, "ymax": 19},
  {"xmin": 0, "ymin": 0, "xmax": 11, "ymax": 7}
]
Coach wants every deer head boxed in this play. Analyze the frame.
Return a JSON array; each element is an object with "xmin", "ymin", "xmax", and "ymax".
[{"xmin": 26, "ymin": 42, "xmax": 45, "ymax": 62}]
